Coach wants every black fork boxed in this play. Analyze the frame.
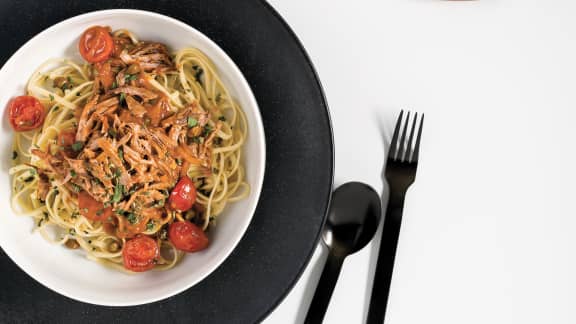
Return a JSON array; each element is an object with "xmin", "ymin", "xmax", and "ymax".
[{"xmin": 366, "ymin": 110, "xmax": 424, "ymax": 324}]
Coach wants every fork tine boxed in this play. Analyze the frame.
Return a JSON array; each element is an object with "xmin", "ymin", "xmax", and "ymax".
[
  {"xmin": 388, "ymin": 110, "xmax": 403, "ymax": 160},
  {"xmin": 397, "ymin": 111, "xmax": 410, "ymax": 161},
  {"xmin": 412, "ymin": 114, "xmax": 424, "ymax": 162},
  {"xmin": 406, "ymin": 112, "xmax": 418, "ymax": 162}
]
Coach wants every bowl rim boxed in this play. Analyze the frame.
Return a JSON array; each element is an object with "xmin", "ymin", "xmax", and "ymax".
[{"xmin": 0, "ymin": 8, "xmax": 266, "ymax": 306}]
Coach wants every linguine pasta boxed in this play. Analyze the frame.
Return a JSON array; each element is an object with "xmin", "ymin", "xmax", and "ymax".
[{"xmin": 9, "ymin": 28, "xmax": 249, "ymax": 272}]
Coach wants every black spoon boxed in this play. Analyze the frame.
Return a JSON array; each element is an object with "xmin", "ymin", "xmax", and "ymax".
[{"xmin": 304, "ymin": 182, "xmax": 382, "ymax": 324}]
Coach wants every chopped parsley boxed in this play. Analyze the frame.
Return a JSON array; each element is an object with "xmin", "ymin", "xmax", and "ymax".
[
  {"xmin": 111, "ymin": 80, "xmax": 117, "ymax": 89},
  {"xmin": 68, "ymin": 228, "xmax": 76, "ymax": 235},
  {"xmin": 119, "ymin": 92, "xmax": 126, "ymax": 104},
  {"xmin": 126, "ymin": 213, "xmax": 137, "ymax": 224},
  {"xmin": 146, "ymin": 220, "xmax": 155, "ymax": 231},
  {"xmin": 175, "ymin": 158, "xmax": 183, "ymax": 166},
  {"xmin": 52, "ymin": 106, "xmax": 59, "ymax": 112},
  {"xmin": 70, "ymin": 170, "xmax": 77, "ymax": 177},
  {"xmin": 112, "ymin": 184, "xmax": 124, "ymax": 203},
  {"xmin": 187, "ymin": 116, "xmax": 198, "ymax": 128},
  {"xmin": 91, "ymin": 178, "xmax": 103, "ymax": 187},
  {"xmin": 95, "ymin": 209, "xmax": 104, "ymax": 216},
  {"xmin": 71, "ymin": 141, "xmax": 84, "ymax": 152},
  {"xmin": 154, "ymin": 199, "xmax": 165, "ymax": 208},
  {"xmin": 118, "ymin": 147, "xmax": 124, "ymax": 161},
  {"xmin": 192, "ymin": 65, "xmax": 204, "ymax": 83},
  {"xmin": 125, "ymin": 74, "xmax": 137, "ymax": 81},
  {"xmin": 108, "ymin": 129, "xmax": 117, "ymax": 138},
  {"xmin": 49, "ymin": 94, "xmax": 54, "ymax": 101},
  {"xmin": 71, "ymin": 183, "xmax": 81, "ymax": 193},
  {"xmin": 202, "ymin": 124, "xmax": 213, "ymax": 137}
]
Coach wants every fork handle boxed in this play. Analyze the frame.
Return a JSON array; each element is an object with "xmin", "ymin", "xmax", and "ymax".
[{"xmin": 366, "ymin": 196, "xmax": 405, "ymax": 324}]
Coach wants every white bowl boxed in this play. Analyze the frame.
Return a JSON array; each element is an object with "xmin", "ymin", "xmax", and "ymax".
[{"xmin": 0, "ymin": 9, "xmax": 265, "ymax": 306}]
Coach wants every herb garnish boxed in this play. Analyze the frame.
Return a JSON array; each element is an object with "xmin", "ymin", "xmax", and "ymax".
[
  {"xmin": 146, "ymin": 220, "xmax": 155, "ymax": 231},
  {"xmin": 187, "ymin": 116, "xmax": 198, "ymax": 128},
  {"xmin": 126, "ymin": 212, "xmax": 137, "ymax": 224},
  {"xmin": 192, "ymin": 65, "xmax": 204, "ymax": 83},
  {"xmin": 112, "ymin": 184, "xmax": 124, "ymax": 203},
  {"xmin": 71, "ymin": 183, "xmax": 81, "ymax": 193},
  {"xmin": 71, "ymin": 141, "xmax": 84, "ymax": 152},
  {"xmin": 125, "ymin": 74, "xmax": 137, "ymax": 81}
]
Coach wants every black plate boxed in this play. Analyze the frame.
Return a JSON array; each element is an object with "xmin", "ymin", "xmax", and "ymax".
[{"xmin": 0, "ymin": 1, "xmax": 333, "ymax": 323}]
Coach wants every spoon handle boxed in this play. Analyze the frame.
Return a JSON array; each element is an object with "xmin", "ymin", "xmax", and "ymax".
[{"xmin": 304, "ymin": 251, "xmax": 345, "ymax": 324}]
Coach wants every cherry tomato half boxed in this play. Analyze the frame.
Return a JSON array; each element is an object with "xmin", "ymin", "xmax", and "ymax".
[
  {"xmin": 78, "ymin": 26, "xmax": 113, "ymax": 63},
  {"xmin": 8, "ymin": 96, "xmax": 45, "ymax": 132},
  {"xmin": 168, "ymin": 221, "xmax": 209, "ymax": 253},
  {"xmin": 78, "ymin": 191, "xmax": 113, "ymax": 222},
  {"xmin": 168, "ymin": 176, "xmax": 197, "ymax": 212},
  {"xmin": 123, "ymin": 235, "xmax": 159, "ymax": 272}
]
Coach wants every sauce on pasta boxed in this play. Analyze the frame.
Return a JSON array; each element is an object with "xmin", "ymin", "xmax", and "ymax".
[{"xmin": 8, "ymin": 26, "xmax": 249, "ymax": 272}]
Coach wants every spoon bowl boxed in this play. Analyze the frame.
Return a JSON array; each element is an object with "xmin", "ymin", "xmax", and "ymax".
[
  {"xmin": 323, "ymin": 182, "xmax": 381, "ymax": 256},
  {"xmin": 305, "ymin": 182, "xmax": 381, "ymax": 324}
]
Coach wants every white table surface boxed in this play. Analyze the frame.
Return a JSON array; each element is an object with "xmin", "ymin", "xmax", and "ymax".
[{"xmin": 263, "ymin": 0, "xmax": 576, "ymax": 323}]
